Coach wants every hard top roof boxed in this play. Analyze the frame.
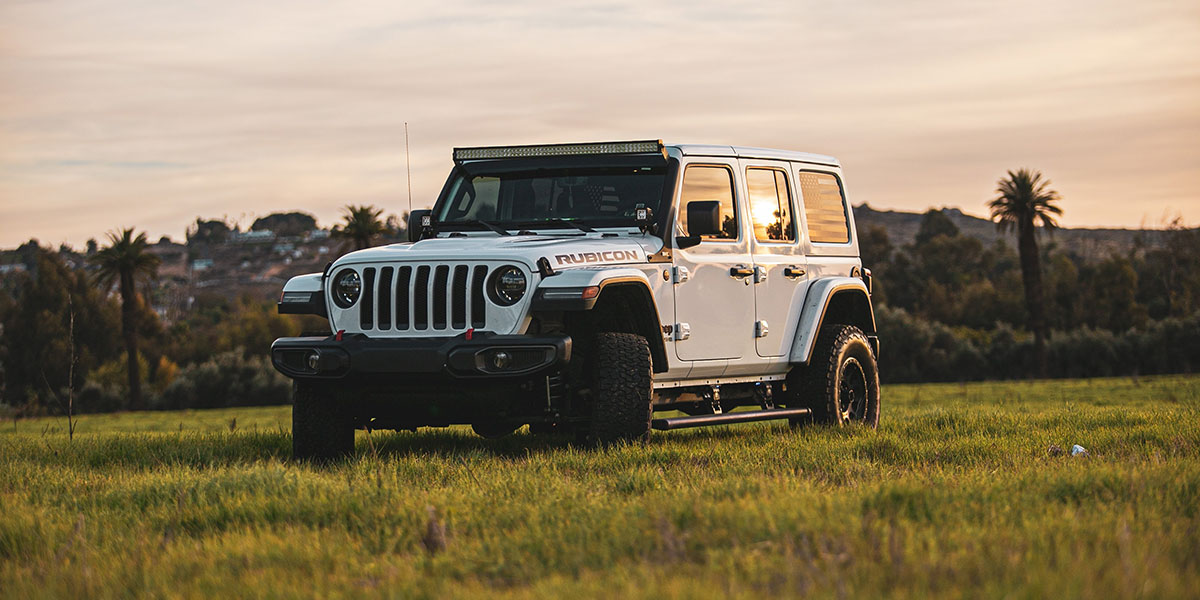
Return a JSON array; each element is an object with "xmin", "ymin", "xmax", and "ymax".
[
  {"xmin": 450, "ymin": 140, "xmax": 839, "ymax": 168},
  {"xmin": 667, "ymin": 143, "xmax": 839, "ymax": 167}
]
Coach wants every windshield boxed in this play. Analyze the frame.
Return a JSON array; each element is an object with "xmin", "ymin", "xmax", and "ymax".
[{"xmin": 434, "ymin": 165, "xmax": 667, "ymax": 229}]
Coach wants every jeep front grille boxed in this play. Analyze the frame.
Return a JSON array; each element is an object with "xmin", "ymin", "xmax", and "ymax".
[{"xmin": 357, "ymin": 264, "xmax": 490, "ymax": 332}]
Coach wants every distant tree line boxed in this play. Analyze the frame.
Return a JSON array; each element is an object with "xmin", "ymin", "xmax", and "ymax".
[
  {"xmin": 0, "ymin": 240, "xmax": 328, "ymax": 416},
  {"xmin": 0, "ymin": 208, "xmax": 361, "ymax": 417},
  {"xmin": 1, "ymin": 183, "xmax": 1198, "ymax": 416},
  {"xmin": 864, "ymin": 171, "xmax": 1200, "ymax": 382}
]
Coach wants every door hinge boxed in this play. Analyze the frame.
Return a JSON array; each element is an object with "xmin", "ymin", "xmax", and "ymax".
[
  {"xmin": 755, "ymin": 320, "xmax": 769, "ymax": 338},
  {"xmin": 674, "ymin": 322, "xmax": 691, "ymax": 341},
  {"xmin": 673, "ymin": 266, "xmax": 690, "ymax": 284},
  {"xmin": 754, "ymin": 266, "xmax": 767, "ymax": 283}
]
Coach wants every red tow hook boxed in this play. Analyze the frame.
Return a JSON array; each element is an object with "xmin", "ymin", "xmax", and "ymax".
[
  {"xmin": 465, "ymin": 328, "xmax": 474, "ymax": 341},
  {"xmin": 335, "ymin": 329, "xmax": 344, "ymax": 341}
]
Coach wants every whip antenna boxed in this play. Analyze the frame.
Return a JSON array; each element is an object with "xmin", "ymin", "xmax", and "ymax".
[{"xmin": 405, "ymin": 122, "xmax": 413, "ymax": 216}]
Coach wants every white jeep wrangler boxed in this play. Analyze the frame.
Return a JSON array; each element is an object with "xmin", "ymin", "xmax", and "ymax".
[{"xmin": 272, "ymin": 140, "xmax": 879, "ymax": 459}]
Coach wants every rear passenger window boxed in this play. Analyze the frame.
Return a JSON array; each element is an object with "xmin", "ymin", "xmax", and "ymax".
[
  {"xmin": 746, "ymin": 168, "xmax": 795, "ymax": 242},
  {"xmin": 679, "ymin": 165, "xmax": 738, "ymax": 240},
  {"xmin": 798, "ymin": 171, "xmax": 850, "ymax": 243}
]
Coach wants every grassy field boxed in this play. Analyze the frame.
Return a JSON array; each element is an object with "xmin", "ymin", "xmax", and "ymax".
[{"xmin": 2, "ymin": 376, "xmax": 1199, "ymax": 599}]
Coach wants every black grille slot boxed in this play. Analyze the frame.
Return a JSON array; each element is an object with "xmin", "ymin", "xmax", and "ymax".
[
  {"xmin": 360, "ymin": 267, "xmax": 376, "ymax": 330},
  {"xmin": 432, "ymin": 265, "xmax": 449, "ymax": 329},
  {"xmin": 395, "ymin": 266, "xmax": 411, "ymax": 330},
  {"xmin": 470, "ymin": 266, "xmax": 488, "ymax": 328},
  {"xmin": 377, "ymin": 266, "xmax": 393, "ymax": 330},
  {"xmin": 355, "ymin": 263, "xmax": 489, "ymax": 333},
  {"xmin": 414, "ymin": 266, "xmax": 430, "ymax": 330},
  {"xmin": 451, "ymin": 265, "xmax": 468, "ymax": 329}
]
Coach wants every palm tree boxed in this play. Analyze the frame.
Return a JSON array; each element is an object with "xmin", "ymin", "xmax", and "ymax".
[
  {"xmin": 90, "ymin": 228, "xmax": 160, "ymax": 409},
  {"xmin": 988, "ymin": 169, "xmax": 1063, "ymax": 378},
  {"xmin": 332, "ymin": 205, "xmax": 387, "ymax": 251}
]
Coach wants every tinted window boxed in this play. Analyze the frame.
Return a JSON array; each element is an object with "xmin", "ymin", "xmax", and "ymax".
[
  {"xmin": 435, "ymin": 166, "xmax": 667, "ymax": 228},
  {"xmin": 747, "ymin": 168, "xmax": 795, "ymax": 242},
  {"xmin": 679, "ymin": 165, "xmax": 738, "ymax": 239},
  {"xmin": 798, "ymin": 171, "xmax": 849, "ymax": 243}
]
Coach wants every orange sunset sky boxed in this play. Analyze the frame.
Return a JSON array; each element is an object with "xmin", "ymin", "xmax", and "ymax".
[{"xmin": 1, "ymin": 0, "xmax": 1198, "ymax": 247}]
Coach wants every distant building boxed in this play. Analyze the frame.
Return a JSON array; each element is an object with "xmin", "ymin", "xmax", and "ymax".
[{"xmin": 231, "ymin": 230, "xmax": 275, "ymax": 243}]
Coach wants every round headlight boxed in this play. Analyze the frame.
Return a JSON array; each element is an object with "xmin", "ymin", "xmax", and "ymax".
[
  {"xmin": 488, "ymin": 266, "xmax": 527, "ymax": 306},
  {"xmin": 332, "ymin": 269, "xmax": 361, "ymax": 308}
]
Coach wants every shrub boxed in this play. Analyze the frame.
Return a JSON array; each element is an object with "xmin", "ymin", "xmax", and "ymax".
[
  {"xmin": 875, "ymin": 305, "xmax": 1200, "ymax": 382},
  {"xmin": 1130, "ymin": 313, "xmax": 1200, "ymax": 375},
  {"xmin": 156, "ymin": 350, "xmax": 290, "ymax": 410},
  {"xmin": 76, "ymin": 381, "xmax": 128, "ymax": 414},
  {"xmin": 875, "ymin": 305, "xmax": 986, "ymax": 383},
  {"xmin": 88, "ymin": 354, "xmax": 151, "ymax": 390}
]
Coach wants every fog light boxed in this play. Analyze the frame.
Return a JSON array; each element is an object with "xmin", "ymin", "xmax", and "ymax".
[
  {"xmin": 306, "ymin": 351, "xmax": 321, "ymax": 371},
  {"xmin": 490, "ymin": 351, "xmax": 512, "ymax": 370}
]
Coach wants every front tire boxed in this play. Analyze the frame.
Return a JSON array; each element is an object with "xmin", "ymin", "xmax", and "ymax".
[
  {"xmin": 472, "ymin": 421, "xmax": 520, "ymax": 439},
  {"xmin": 587, "ymin": 332, "xmax": 653, "ymax": 444},
  {"xmin": 789, "ymin": 324, "xmax": 880, "ymax": 428},
  {"xmin": 292, "ymin": 381, "xmax": 355, "ymax": 461}
]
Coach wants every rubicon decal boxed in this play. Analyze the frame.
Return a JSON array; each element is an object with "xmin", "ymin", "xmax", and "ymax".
[{"xmin": 554, "ymin": 250, "xmax": 642, "ymax": 265}]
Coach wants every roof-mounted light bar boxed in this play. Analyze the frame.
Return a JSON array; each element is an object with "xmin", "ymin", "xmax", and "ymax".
[{"xmin": 453, "ymin": 140, "xmax": 665, "ymax": 162}]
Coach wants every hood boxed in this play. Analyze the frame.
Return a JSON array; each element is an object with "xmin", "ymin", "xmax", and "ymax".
[{"xmin": 334, "ymin": 232, "xmax": 664, "ymax": 269}]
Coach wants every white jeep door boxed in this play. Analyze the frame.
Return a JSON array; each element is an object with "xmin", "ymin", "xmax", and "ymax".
[
  {"xmin": 671, "ymin": 160, "xmax": 755, "ymax": 367},
  {"xmin": 739, "ymin": 159, "xmax": 811, "ymax": 359}
]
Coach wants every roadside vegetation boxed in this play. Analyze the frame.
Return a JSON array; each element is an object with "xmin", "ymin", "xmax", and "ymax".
[
  {"xmin": 2, "ymin": 168, "xmax": 1199, "ymax": 416},
  {"xmin": 2, "ymin": 375, "xmax": 1197, "ymax": 598}
]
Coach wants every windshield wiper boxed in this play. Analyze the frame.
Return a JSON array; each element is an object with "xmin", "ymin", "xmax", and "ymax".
[
  {"xmin": 449, "ymin": 219, "xmax": 511, "ymax": 236},
  {"xmin": 530, "ymin": 218, "xmax": 595, "ymax": 233}
]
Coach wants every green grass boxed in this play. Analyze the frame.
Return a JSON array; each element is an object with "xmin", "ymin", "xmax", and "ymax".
[{"xmin": 2, "ymin": 375, "xmax": 1199, "ymax": 599}]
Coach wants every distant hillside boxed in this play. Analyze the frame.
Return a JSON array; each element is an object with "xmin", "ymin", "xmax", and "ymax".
[{"xmin": 853, "ymin": 204, "xmax": 1168, "ymax": 259}]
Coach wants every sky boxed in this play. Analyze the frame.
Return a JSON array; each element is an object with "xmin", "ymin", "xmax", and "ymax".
[{"xmin": 1, "ymin": 0, "xmax": 1198, "ymax": 248}]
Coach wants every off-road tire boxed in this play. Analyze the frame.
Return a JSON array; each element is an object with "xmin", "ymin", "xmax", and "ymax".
[
  {"xmin": 472, "ymin": 421, "xmax": 520, "ymax": 439},
  {"xmin": 527, "ymin": 422, "xmax": 560, "ymax": 436},
  {"xmin": 788, "ymin": 324, "xmax": 880, "ymax": 428},
  {"xmin": 292, "ymin": 381, "xmax": 355, "ymax": 461},
  {"xmin": 587, "ymin": 332, "xmax": 653, "ymax": 444}
]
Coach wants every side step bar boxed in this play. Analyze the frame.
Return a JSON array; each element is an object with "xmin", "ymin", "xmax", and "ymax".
[{"xmin": 651, "ymin": 408, "xmax": 811, "ymax": 431}]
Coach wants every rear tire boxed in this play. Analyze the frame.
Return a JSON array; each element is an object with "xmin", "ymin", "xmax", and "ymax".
[
  {"xmin": 587, "ymin": 332, "xmax": 653, "ymax": 444},
  {"xmin": 292, "ymin": 381, "xmax": 355, "ymax": 461},
  {"xmin": 527, "ymin": 422, "xmax": 560, "ymax": 436},
  {"xmin": 788, "ymin": 324, "xmax": 880, "ymax": 428}
]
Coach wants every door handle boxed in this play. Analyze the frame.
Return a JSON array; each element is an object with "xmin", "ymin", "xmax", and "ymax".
[
  {"xmin": 729, "ymin": 266, "xmax": 754, "ymax": 278},
  {"xmin": 784, "ymin": 266, "xmax": 806, "ymax": 278}
]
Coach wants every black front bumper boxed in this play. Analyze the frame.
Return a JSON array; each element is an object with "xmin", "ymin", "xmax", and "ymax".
[{"xmin": 270, "ymin": 331, "xmax": 571, "ymax": 380}]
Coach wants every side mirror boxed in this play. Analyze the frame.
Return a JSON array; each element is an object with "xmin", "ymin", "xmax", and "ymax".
[
  {"xmin": 685, "ymin": 201, "xmax": 721, "ymax": 236},
  {"xmin": 408, "ymin": 210, "xmax": 433, "ymax": 242}
]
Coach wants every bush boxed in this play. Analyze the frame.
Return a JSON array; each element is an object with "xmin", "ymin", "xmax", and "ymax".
[
  {"xmin": 1130, "ymin": 312, "xmax": 1200, "ymax": 375},
  {"xmin": 88, "ymin": 353, "xmax": 150, "ymax": 390},
  {"xmin": 875, "ymin": 305, "xmax": 1200, "ymax": 383},
  {"xmin": 875, "ymin": 305, "xmax": 986, "ymax": 383},
  {"xmin": 81, "ymin": 352, "xmax": 177, "ymax": 411},
  {"xmin": 155, "ymin": 350, "xmax": 290, "ymax": 411},
  {"xmin": 76, "ymin": 381, "xmax": 128, "ymax": 414},
  {"xmin": 1046, "ymin": 327, "xmax": 1126, "ymax": 379}
]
